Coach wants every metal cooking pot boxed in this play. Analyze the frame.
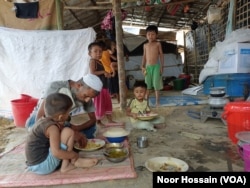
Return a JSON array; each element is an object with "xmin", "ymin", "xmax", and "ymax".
[
  {"xmin": 208, "ymin": 96, "xmax": 229, "ymax": 108},
  {"xmin": 209, "ymin": 87, "xmax": 226, "ymax": 97}
]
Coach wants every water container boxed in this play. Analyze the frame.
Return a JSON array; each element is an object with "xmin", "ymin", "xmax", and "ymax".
[
  {"xmin": 11, "ymin": 95, "xmax": 38, "ymax": 128},
  {"xmin": 173, "ymin": 78, "xmax": 185, "ymax": 90},
  {"xmin": 179, "ymin": 73, "xmax": 191, "ymax": 89},
  {"xmin": 222, "ymin": 102, "xmax": 250, "ymax": 144}
]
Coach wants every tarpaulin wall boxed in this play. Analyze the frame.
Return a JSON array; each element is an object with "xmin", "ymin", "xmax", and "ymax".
[
  {"xmin": 0, "ymin": 27, "xmax": 96, "ymax": 118},
  {"xmin": 0, "ymin": 0, "xmax": 59, "ymax": 30}
]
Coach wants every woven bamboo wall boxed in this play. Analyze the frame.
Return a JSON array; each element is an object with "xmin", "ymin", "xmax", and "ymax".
[
  {"xmin": 184, "ymin": 0, "xmax": 250, "ymax": 84},
  {"xmin": 235, "ymin": 0, "xmax": 250, "ymax": 29}
]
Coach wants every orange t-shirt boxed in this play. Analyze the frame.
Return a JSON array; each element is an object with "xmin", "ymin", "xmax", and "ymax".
[{"xmin": 100, "ymin": 50, "xmax": 112, "ymax": 73}]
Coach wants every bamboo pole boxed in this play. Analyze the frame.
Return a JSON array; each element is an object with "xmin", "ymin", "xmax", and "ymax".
[
  {"xmin": 232, "ymin": 0, "xmax": 236, "ymax": 31},
  {"xmin": 56, "ymin": 0, "xmax": 63, "ymax": 30},
  {"xmin": 194, "ymin": 31, "xmax": 198, "ymax": 83},
  {"xmin": 64, "ymin": 0, "xmax": 197, "ymax": 10},
  {"xmin": 113, "ymin": 0, "xmax": 127, "ymax": 111},
  {"xmin": 122, "ymin": 0, "xmax": 197, "ymax": 11},
  {"xmin": 207, "ymin": 24, "xmax": 211, "ymax": 52},
  {"xmin": 183, "ymin": 31, "xmax": 188, "ymax": 74},
  {"xmin": 64, "ymin": 5, "xmax": 112, "ymax": 10},
  {"xmin": 96, "ymin": 2, "xmax": 112, "ymax": 5}
]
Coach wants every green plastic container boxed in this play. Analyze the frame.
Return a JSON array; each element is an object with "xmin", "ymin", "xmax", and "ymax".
[{"xmin": 173, "ymin": 78, "xmax": 185, "ymax": 90}]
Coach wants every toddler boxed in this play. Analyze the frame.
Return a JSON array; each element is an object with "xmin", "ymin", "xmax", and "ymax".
[{"xmin": 126, "ymin": 81, "xmax": 165, "ymax": 132}]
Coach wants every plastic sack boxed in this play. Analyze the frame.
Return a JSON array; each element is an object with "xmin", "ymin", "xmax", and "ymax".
[{"xmin": 207, "ymin": 4, "xmax": 221, "ymax": 24}]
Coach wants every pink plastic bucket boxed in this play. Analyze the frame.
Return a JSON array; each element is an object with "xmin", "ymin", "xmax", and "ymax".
[{"xmin": 242, "ymin": 144, "xmax": 250, "ymax": 172}]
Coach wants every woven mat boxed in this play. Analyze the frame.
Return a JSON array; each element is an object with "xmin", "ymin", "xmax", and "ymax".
[
  {"xmin": 0, "ymin": 134, "xmax": 136, "ymax": 187},
  {"xmin": 149, "ymin": 95, "xmax": 208, "ymax": 107}
]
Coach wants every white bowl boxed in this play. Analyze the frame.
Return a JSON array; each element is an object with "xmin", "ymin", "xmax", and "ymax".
[{"xmin": 103, "ymin": 127, "xmax": 129, "ymax": 137}]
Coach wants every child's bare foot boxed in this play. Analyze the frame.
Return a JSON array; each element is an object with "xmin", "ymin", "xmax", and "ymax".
[
  {"xmin": 74, "ymin": 158, "xmax": 98, "ymax": 168},
  {"xmin": 106, "ymin": 114, "xmax": 116, "ymax": 124},
  {"xmin": 115, "ymin": 94, "xmax": 120, "ymax": 103},
  {"xmin": 60, "ymin": 163, "xmax": 77, "ymax": 173},
  {"xmin": 108, "ymin": 120, "xmax": 117, "ymax": 124},
  {"xmin": 154, "ymin": 123, "xmax": 166, "ymax": 129}
]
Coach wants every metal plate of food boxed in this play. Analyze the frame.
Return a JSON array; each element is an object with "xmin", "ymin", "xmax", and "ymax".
[
  {"xmin": 137, "ymin": 113, "xmax": 158, "ymax": 121},
  {"xmin": 145, "ymin": 157, "xmax": 188, "ymax": 172},
  {"xmin": 74, "ymin": 139, "xmax": 105, "ymax": 151}
]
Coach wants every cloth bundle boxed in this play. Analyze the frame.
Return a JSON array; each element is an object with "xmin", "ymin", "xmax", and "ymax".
[{"xmin": 14, "ymin": 0, "xmax": 39, "ymax": 18}]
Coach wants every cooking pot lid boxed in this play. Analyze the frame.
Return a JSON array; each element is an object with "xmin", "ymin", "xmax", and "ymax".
[
  {"xmin": 209, "ymin": 95, "xmax": 229, "ymax": 99},
  {"xmin": 235, "ymin": 131, "xmax": 250, "ymax": 143},
  {"xmin": 210, "ymin": 87, "xmax": 226, "ymax": 91}
]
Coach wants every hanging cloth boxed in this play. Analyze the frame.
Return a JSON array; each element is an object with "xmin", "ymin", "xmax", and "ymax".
[
  {"xmin": 225, "ymin": 0, "xmax": 235, "ymax": 39},
  {"xmin": 101, "ymin": 9, "xmax": 127, "ymax": 40},
  {"xmin": 207, "ymin": 4, "xmax": 222, "ymax": 24},
  {"xmin": 14, "ymin": 0, "xmax": 39, "ymax": 19}
]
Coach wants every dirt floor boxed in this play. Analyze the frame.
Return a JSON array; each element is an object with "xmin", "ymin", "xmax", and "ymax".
[{"xmin": 0, "ymin": 90, "xmax": 245, "ymax": 188}]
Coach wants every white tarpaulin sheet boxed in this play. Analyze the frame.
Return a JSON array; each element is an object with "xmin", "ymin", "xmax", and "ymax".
[
  {"xmin": 0, "ymin": 27, "xmax": 96, "ymax": 118},
  {"xmin": 123, "ymin": 32, "xmax": 147, "ymax": 52},
  {"xmin": 199, "ymin": 28, "xmax": 250, "ymax": 83},
  {"xmin": 125, "ymin": 53, "xmax": 183, "ymax": 80}
]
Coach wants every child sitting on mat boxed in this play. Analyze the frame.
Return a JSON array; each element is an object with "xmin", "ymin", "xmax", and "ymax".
[
  {"xmin": 126, "ymin": 81, "xmax": 165, "ymax": 132},
  {"xmin": 25, "ymin": 93, "xmax": 98, "ymax": 175}
]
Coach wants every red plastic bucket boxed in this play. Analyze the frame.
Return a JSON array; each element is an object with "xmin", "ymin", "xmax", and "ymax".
[
  {"xmin": 222, "ymin": 102, "xmax": 250, "ymax": 144},
  {"xmin": 20, "ymin": 94, "xmax": 32, "ymax": 101},
  {"xmin": 11, "ymin": 95, "xmax": 38, "ymax": 128}
]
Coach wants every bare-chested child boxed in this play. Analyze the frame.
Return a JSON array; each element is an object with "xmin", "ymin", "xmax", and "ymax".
[
  {"xmin": 25, "ymin": 93, "xmax": 98, "ymax": 175},
  {"xmin": 141, "ymin": 25, "xmax": 164, "ymax": 107}
]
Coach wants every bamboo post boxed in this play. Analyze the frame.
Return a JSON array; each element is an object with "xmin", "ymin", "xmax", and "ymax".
[
  {"xmin": 183, "ymin": 31, "xmax": 188, "ymax": 74},
  {"xmin": 194, "ymin": 31, "xmax": 198, "ymax": 83},
  {"xmin": 232, "ymin": 0, "xmax": 236, "ymax": 31},
  {"xmin": 207, "ymin": 24, "xmax": 211, "ymax": 52},
  {"xmin": 55, "ymin": 0, "xmax": 63, "ymax": 30},
  {"xmin": 113, "ymin": 0, "xmax": 127, "ymax": 110}
]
